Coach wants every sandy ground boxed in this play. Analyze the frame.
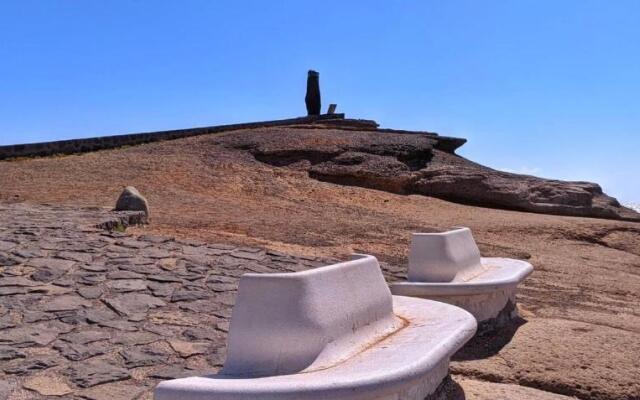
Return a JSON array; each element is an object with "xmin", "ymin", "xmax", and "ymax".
[{"xmin": 1, "ymin": 128, "xmax": 639, "ymax": 399}]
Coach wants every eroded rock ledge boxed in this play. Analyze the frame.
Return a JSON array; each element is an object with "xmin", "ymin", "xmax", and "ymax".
[{"xmin": 221, "ymin": 127, "xmax": 639, "ymax": 221}]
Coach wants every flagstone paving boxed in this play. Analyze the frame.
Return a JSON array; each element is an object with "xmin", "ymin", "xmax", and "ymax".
[{"xmin": 0, "ymin": 203, "xmax": 394, "ymax": 399}]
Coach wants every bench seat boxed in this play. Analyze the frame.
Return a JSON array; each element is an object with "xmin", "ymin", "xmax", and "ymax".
[
  {"xmin": 391, "ymin": 257, "xmax": 533, "ymax": 296},
  {"xmin": 155, "ymin": 255, "xmax": 476, "ymax": 400},
  {"xmin": 390, "ymin": 228, "xmax": 533, "ymax": 324},
  {"xmin": 155, "ymin": 296, "xmax": 475, "ymax": 400}
]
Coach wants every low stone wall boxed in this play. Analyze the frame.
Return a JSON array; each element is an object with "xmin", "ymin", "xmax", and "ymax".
[
  {"xmin": 0, "ymin": 114, "xmax": 380, "ymax": 160},
  {"xmin": 95, "ymin": 210, "xmax": 147, "ymax": 231}
]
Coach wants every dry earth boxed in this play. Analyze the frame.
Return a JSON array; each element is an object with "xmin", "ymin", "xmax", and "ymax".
[{"xmin": 1, "ymin": 126, "xmax": 639, "ymax": 399}]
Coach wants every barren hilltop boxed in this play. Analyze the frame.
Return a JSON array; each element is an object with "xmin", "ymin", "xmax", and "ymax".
[{"xmin": 1, "ymin": 120, "xmax": 639, "ymax": 399}]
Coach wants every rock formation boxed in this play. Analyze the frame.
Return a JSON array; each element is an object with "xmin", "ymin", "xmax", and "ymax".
[
  {"xmin": 223, "ymin": 127, "xmax": 639, "ymax": 221},
  {"xmin": 305, "ymin": 70, "xmax": 321, "ymax": 116}
]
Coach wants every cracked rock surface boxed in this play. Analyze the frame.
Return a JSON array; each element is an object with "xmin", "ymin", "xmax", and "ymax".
[{"xmin": 0, "ymin": 203, "xmax": 342, "ymax": 399}]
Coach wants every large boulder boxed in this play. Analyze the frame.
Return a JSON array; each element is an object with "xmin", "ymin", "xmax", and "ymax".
[{"xmin": 115, "ymin": 186, "xmax": 149, "ymax": 222}]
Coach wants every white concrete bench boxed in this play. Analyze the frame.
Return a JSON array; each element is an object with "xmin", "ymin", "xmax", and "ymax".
[
  {"xmin": 155, "ymin": 254, "xmax": 476, "ymax": 400},
  {"xmin": 390, "ymin": 227, "xmax": 533, "ymax": 326}
]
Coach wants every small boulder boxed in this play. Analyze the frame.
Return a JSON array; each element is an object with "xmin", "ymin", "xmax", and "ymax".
[{"xmin": 114, "ymin": 186, "xmax": 149, "ymax": 221}]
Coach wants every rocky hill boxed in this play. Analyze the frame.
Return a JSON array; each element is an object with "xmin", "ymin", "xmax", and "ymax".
[
  {"xmin": 1, "ymin": 119, "xmax": 636, "ymax": 222},
  {"xmin": 1, "ymin": 122, "xmax": 639, "ymax": 399}
]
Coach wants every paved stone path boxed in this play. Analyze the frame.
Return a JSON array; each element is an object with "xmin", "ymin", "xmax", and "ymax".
[{"xmin": 0, "ymin": 203, "xmax": 406, "ymax": 399}]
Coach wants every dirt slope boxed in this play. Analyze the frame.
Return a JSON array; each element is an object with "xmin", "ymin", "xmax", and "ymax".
[{"xmin": 1, "ymin": 126, "xmax": 639, "ymax": 399}]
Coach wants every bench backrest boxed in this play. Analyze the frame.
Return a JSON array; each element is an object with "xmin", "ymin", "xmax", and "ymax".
[
  {"xmin": 408, "ymin": 227, "xmax": 485, "ymax": 283},
  {"xmin": 221, "ymin": 254, "xmax": 401, "ymax": 377}
]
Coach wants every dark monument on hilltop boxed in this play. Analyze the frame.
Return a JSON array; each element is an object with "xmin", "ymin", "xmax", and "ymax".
[{"xmin": 305, "ymin": 70, "xmax": 321, "ymax": 116}]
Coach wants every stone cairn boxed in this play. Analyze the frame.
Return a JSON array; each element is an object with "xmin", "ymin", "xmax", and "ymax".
[{"xmin": 305, "ymin": 70, "xmax": 321, "ymax": 116}]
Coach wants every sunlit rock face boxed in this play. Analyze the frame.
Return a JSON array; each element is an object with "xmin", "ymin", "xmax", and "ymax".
[{"xmin": 223, "ymin": 126, "xmax": 639, "ymax": 221}]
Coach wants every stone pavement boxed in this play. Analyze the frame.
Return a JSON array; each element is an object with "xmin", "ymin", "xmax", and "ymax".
[{"xmin": 0, "ymin": 202, "xmax": 397, "ymax": 399}]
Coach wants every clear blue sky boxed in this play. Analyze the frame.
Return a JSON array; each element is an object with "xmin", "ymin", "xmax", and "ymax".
[{"xmin": 1, "ymin": 1, "xmax": 638, "ymax": 202}]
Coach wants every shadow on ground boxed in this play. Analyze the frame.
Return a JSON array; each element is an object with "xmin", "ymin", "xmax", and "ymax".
[
  {"xmin": 433, "ymin": 376, "xmax": 467, "ymax": 400},
  {"xmin": 453, "ymin": 317, "xmax": 527, "ymax": 362}
]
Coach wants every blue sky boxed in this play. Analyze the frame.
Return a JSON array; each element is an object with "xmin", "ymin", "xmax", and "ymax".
[{"xmin": 1, "ymin": 1, "xmax": 638, "ymax": 202}]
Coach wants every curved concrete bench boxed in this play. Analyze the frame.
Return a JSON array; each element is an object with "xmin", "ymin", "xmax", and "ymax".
[
  {"xmin": 390, "ymin": 228, "xmax": 533, "ymax": 327},
  {"xmin": 155, "ymin": 254, "xmax": 476, "ymax": 400}
]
